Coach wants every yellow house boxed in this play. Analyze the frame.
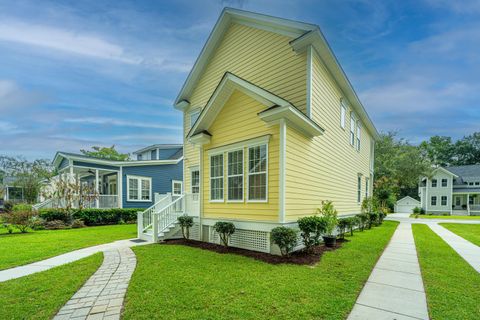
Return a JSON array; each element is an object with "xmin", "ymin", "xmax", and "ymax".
[{"xmin": 138, "ymin": 8, "xmax": 379, "ymax": 254}]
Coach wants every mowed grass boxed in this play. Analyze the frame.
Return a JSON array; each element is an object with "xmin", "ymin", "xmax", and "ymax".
[
  {"xmin": 440, "ymin": 223, "xmax": 480, "ymax": 246},
  {"xmin": 412, "ymin": 224, "xmax": 480, "ymax": 319},
  {"xmin": 123, "ymin": 221, "xmax": 398, "ymax": 320},
  {"xmin": 410, "ymin": 214, "xmax": 480, "ymax": 220},
  {"xmin": 0, "ymin": 253, "xmax": 102, "ymax": 320},
  {"xmin": 0, "ymin": 224, "xmax": 136, "ymax": 270}
]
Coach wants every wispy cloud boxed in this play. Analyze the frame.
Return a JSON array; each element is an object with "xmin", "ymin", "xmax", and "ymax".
[
  {"xmin": 0, "ymin": 79, "xmax": 48, "ymax": 112},
  {"xmin": 63, "ymin": 117, "xmax": 182, "ymax": 130},
  {"xmin": 0, "ymin": 20, "xmax": 141, "ymax": 64}
]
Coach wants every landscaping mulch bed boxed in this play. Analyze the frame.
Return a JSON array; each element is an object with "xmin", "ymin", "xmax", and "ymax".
[{"xmin": 162, "ymin": 238, "xmax": 346, "ymax": 265}]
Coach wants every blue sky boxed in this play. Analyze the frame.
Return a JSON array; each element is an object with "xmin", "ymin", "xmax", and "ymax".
[{"xmin": 1, "ymin": 0, "xmax": 479, "ymax": 160}]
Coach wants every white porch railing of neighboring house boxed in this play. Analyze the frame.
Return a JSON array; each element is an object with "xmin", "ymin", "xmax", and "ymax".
[
  {"xmin": 33, "ymin": 195, "xmax": 119, "ymax": 210},
  {"xmin": 470, "ymin": 204, "xmax": 480, "ymax": 211},
  {"xmin": 138, "ymin": 193, "xmax": 199, "ymax": 242}
]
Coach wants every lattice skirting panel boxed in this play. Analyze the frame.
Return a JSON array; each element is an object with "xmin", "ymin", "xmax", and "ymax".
[
  {"xmin": 209, "ymin": 227, "xmax": 270, "ymax": 253},
  {"xmin": 170, "ymin": 223, "xmax": 201, "ymax": 241}
]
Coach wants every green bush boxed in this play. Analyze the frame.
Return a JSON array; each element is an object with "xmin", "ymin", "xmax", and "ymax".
[
  {"xmin": 3, "ymin": 210, "xmax": 36, "ymax": 233},
  {"xmin": 316, "ymin": 200, "xmax": 338, "ymax": 236},
  {"xmin": 412, "ymin": 207, "xmax": 421, "ymax": 214},
  {"xmin": 38, "ymin": 209, "xmax": 71, "ymax": 223},
  {"xmin": 12, "ymin": 203, "xmax": 32, "ymax": 212},
  {"xmin": 39, "ymin": 208, "xmax": 140, "ymax": 226},
  {"xmin": 297, "ymin": 215, "xmax": 326, "ymax": 252},
  {"xmin": 356, "ymin": 213, "xmax": 368, "ymax": 231},
  {"xmin": 271, "ymin": 226, "xmax": 298, "ymax": 257},
  {"xmin": 71, "ymin": 219, "xmax": 86, "ymax": 228},
  {"xmin": 420, "ymin": 208, "xmax": 426, "ymax": 215},
  {"xmin": 177, "ymin": 215, "xmax": 194, "ymax": 240},
  {"xmin": 213, "ymin": 221, "xmax": 235, "ymax": 247},
  {"xmin": 367, "ymin": 212, "xmax": 379, "ymax": 228},
  {"xmin": 347, "ymin": 217, "xmax": 358, "ymax": 236},
  {"xmin": 45, "ymin": 220, "xmax": 67, "ymax": 230},
  {"xmin": 3, "ymin": 201, "xmax": 14, "ymax": 213}
]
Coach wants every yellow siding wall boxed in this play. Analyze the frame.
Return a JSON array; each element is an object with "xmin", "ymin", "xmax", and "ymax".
[
  {"xmin": 285, "ymin": 51, "xmax": 373, "ymax": 220},
  {"xmin": 183, "ymin": 22, "xmax": 306, "ymax": 193},
  {"xmin": 202, "ymin": 90, "xmax": 279, "ymax": 221}
]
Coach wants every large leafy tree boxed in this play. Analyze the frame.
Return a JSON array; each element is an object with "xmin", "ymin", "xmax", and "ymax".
[
  {"xmin": 374, "ymin": 132, "xmax": 432, "ymax": 207},
  {"xmin": 80, "ymin": 145, "xmax": 130, "ymax": 161},
  {"xmin": 0, "ymin": 156, "xmax": 55, "ymax": 203},
  {"xmin": 454, "ymin": 133, "xmax": 480, "ymax": 165},
  {"xmin": 419, "ymin": 136, "xmax": 455, "ymax": 167}
]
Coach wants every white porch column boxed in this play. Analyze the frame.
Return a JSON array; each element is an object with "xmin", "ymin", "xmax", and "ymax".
[
  {"xmin": 117, "ymin": 169, "xmax": 123, "ymax": 208},
  {"xmin": 467, "ymin": 193, "xmax": 470, "ymax": 215},
  {"xmin": 95, "ymin": 169, "xmax": 100, "ymax": 209}
]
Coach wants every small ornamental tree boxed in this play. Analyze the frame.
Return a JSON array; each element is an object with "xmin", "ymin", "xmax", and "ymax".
[
  {"xmin": 271, "ymin": 226, "xmax": 298, "ymax": 257},
  {"xmin": 316, "ymin": 201, "xmax": 338, "ymax": 237},
  {"xmin": 4, "ymin": 210, "xmax": 35, "ymax": 233},
  {"xmin": 177, "ymin": 215, "xmax": 194, "ymax": 240},
  {"xmin": 297, "ymin": 216, "xmax": 326, "ymax": 252},
  {"xmin": 213, "ymin": 221, "xmax": 235, "ymax": 247}
]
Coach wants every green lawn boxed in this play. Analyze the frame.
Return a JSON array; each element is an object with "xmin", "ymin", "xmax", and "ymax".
[
  {"xmin": 412, "ymin": 224, "xmax": 480, "ymax": 319},
  {"xmin": 0, "ymin": 253, "xmax": 102, "ymax": 320},
  {"xmin": 123, "ymin": 221, "xmax": 398, "ymax": 320},
  {"xmin": 0, "ymin": 224, "xmax": 136, "ymax": 270},
  {"xmin": 410, "ymin": 214, "xmax": 480, "ymax": 220},
  {"xmin": 440, "ymin": 223, "xmax": 480, "ymax": 246}
]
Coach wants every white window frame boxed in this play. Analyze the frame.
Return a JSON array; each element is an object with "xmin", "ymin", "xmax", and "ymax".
[
  {"xmin": 431, "ymin": 179, "xmax": 437, "ymax": 187},
  {"xmin": 227, "ymin": 149, "xmax": 244, "ymax": 202},
  {"xmin": 357, "ymin": 175, "xmax": 362, "ymax": 203},
  {"xmin": 350, "ymin": 113, "xmax": 356, "ymax": 146},
  {"xmin": 172, "ymin": 180, "xmax": 183, "ymax": 196},
  {"xmin": 126, "ymin": 175, "xmax": 152, "ymax": 202},
  {"xmin": 209, "ymin": 153, "xmax": 224, "ymax": 202},
  {"xmin": 340, "ymin": 99, "xmax": 346, "ymax": 129},
  {"xmin": 189, "ymin": 109, "xmax": 201, "ymax": 129},
  {"xmin": 441, "ymin": 196, "xmax": 447, "ymax": 206},
  {"xmin": 247, "ymin": 144, "xmax": 268, "ymax": 203},
  {"xmin": 365, "ymin": 177, "xmax": 369, "ymax": 198},
  {"xmin": 190, "ymin": 168, "xmax": 200, "ymax": 194},
  {"xmin": 356, "ymin": 121, "xmax": 361, "ymax": 151},
  {"xmin": 441, "ymin": 178, "xmax": 447, "ymax": 187},
  {"xmin": 431, "ymin": 196, "xmax": 437, "ymax": 206}
]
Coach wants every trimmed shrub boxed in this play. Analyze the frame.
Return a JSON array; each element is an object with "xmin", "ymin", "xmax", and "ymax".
[
  {"xmin": 30, "ymin": 216, "xmax": 46, "ymax": 230},
  {"xmin": 39, "ymin": 208, "xmax": 140, "ymax": 226},
  {"xmin": 420, "ymin": 208, "xmax": 426, "ymax": 215},
  {"xmin": 316, "ymin": 200, "xmax": 338, "ymax": 236},
  {"xmin": 412, "ymin": 207, "xmax": 421, "ymax": 214},
  {"xmin": 45, "ymin": 220, "xmax": 67, "ymax": 230},
  {"xmin": 213, "ymin": 221, "xmax": 235, "ymax": 247},
  {"xmin": 297, "ymin": 216, "xmax": 326, "ymax": 252},
  {"xmin": 177, "ymin": 215, "xmax": 194, "ymax": 240},
  {"xmin": 367, "ymin": 212, "xmax": 379, "ymax": 228},
  {"xmin": 39, "ymin": 209, "xmax": 71, "ymax": 223},
  {"xmin": 71, "ymin": 219, "xmax": 86, "ymax": 228},
  {"xmin": 271, "ymin": 226, "xmax": 298, "ymax": 257},
  {"xmin": 356, "ymin": 213, "xmax": 368, "ymax": 231}
]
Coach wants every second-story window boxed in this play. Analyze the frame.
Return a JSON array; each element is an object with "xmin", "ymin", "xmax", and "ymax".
[
  {"xmin": 441, "ymin": 178, "xmax": 447, "ymax": 187},
  {"xmin": 431, "ymin": 179, "xmax": 437, "ymax": 187},
  {"xmin": 340, "ymin": 99, "xmax": 346, "ymax": 129},
  {"xmin": 356, "ymin": 122, "xmax": 361, "ymax": 151},
  {"xmin": 350, "ymin": 114, "xmax": 356, "ymax": 146}
]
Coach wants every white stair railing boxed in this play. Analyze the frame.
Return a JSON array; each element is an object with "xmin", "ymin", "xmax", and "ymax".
[
  {"xmin": 137, "ymin": 194, "xmax": 171, "ymax": 235},
  {"xmin": 32, "ymin": 198, "xmax": 55, "ymax": 211},
  {"xmin": 152, "ymin": 194, "xmax": 185, "ymax": 242}
]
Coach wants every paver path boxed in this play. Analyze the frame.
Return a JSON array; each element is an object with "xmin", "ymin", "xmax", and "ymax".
[
  {"xmin": 54, "ymin": 247, "xmax": 136, "ymax": 320},
  {"xmin": 0, "ymin": 238, "xmax": 149, "ymax": 283},
  {"xmin": 348, "ymin": 222, "xmax": 429, "ymax": 320}
]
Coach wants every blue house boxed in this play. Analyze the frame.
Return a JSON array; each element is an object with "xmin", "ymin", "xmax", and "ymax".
[{"xmin": 49, "ymin": 145, "xmax": 183, "ymax": 209}]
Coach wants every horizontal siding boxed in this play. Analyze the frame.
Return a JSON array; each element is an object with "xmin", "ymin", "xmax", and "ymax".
[
  {"xmin": 122, "ymin": 162, "xmax": 183, "ymax": 208},
  {"xmin": 202, "ymin": 90, "xmax": 279, "ymax": 222},
  {"xmin": 285, "ymin": 52, "xmax": 373, "ymax": 220},
  {"xmin": 183, "ymin": 22, "xmax": 306, "ymax": 195}
]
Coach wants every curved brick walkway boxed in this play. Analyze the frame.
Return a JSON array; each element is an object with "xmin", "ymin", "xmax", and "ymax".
[{"xmin": 54, "ymin": 247, "xmax": 136, "ymax": 320}]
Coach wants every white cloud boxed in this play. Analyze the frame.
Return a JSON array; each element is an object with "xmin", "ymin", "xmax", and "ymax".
[
  {"xmin": 63, "ymin": 117, "xmax": 182, "ymax": 130},
  {"xmin": 0, "ymin": 80, "xmax": 47, "ymax": 111},
  {"xmin": 0, "ymin": 20, "xmax": 141, "ymax": 64}
]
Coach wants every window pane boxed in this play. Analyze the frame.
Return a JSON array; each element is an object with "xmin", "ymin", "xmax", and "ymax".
[
  {"xmin": 228, "ymin": 176, "xmax": 243, "ymax": 200},
  {"xmin": 129, "ymin": 178, "xmax": 138, "ymax": 200},
  {"xmin": 141, "ymin": 179, "xmax": 150, "ymax": 200},
  {"xmin": 191, "ymin": 170, "xmax": 199, "ymax": 194},
  {"xmin": 248, "ymin": 173, "xmax": 266, "ymax": 200},
  {"xmin": 228, "ymin": 150, "xmax": 243, "ymax": 175}
]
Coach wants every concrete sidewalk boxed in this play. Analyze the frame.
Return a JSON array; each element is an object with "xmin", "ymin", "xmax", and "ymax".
[
  {"xmin": 428, "ymin": 223, "xmax": 480, "ymax": 273},
  {"xmin": 0, "ymin": 238, "xmax": 150, "ymax": 283},
  {"xmin": 348, "ymin": 223, "xmax": 429, "ymax": 320}
]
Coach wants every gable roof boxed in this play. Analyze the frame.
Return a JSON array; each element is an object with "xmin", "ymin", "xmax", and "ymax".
[
  {"xmin": 187, "ymin": 72, "xmax": 324, "ymax": 141},
  {"xmin": 174, "ymin": 7, "xmax": 379, "ymax": 140},
  {"xmin": 445, "ymin": 165, "xmax": 480, "ymax": 179},
  {"xmin": 52, "ymin": 151, "xmax": 183, "ymax": 169},
  {"xmin": 132, "ymin": 144, "xmax": 183, "ymax": 155},
  {"xmin": 396, "ymin": 196, "xmax": 420, "ymax": 204}
]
